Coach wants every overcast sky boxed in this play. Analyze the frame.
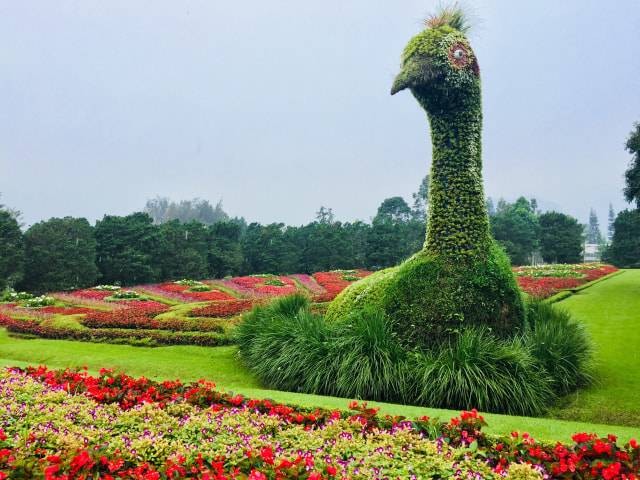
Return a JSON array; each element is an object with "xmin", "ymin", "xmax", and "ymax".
[{"xmin": 1, "ymin": 0, "xmax": 639, "ymax": 229}]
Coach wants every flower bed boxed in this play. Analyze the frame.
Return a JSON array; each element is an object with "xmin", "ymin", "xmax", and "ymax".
[
  {"xmin": 139, "ymin": 283, "xmax": 236, "ymax": 302},
  {"xmin": 312, "ymin": 270, "xmax": 371, "ymax": 302},
  {"xmin": 188, "ymin": 299, "xmax": 254, "ymax": 318},
  {"xmin": 1, "ymin": 317, "xmax": 230, "ymax": 346},
  {"xmin": 228, "ymin": 275, "xmax": 300, "ymax": 297},
  {"xmin": 515, "ymin": 264, "xmax": 618, "ymax": 299},
  {"xmin": 70, "ymin": 289, "xmax": 113, "ymax": 300},
  {"xmin": 0, "ymin": 366, "xmax": 638, "ymax": 480}
]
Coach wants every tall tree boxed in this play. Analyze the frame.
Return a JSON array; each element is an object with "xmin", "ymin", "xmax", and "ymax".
[
  {"xmin": 607, "ymin": 203, "xmax": 615, "ymax": 242},
  {"xmin": 366, "ymin": 197, "xmax": 422, "ymax": 268},
  {"xmin": 208, "ymin": 221, "xmax": 244, "ymax": 277},
  {"xmin": 538, "ymin": 212, "xmax": 583, "ymax": 264},
  {"xmin": 315, "ymin": 206, "xmax": 335, "ymax": 225},
  {"xmin": 624, "ymin": 123, "xmax": 640, "ymax": 208},
  {"xmin": 486, "ymin": 197, "xmax": 496, "ymax": 217},
  {"xmin": 20, "ymin": 217, "xmax": 97, "ymax": 293},
  {"xmin": 586, "ymin": 208, "xmax": 603, "ymax": 244},
  {"xmin": 411, "ymin": 175, "xmax": 429, "ymax": 220},
  {"xmin": 157, "ymin": 220, "xmax": 209, "ymax": 280},
  {"xmin": 241, "ymin": 223, "xmax": 297, "ymax": 274},
  {"xmin": 95, "ymin": 213, "xmax": 162, "ymax": 285},
  {"xmin": 0, "ymin": 209, "xmax": 24, "ymax": 290},
  {"xmin": 605, "ymin": 209, "xmax": 640, "ymax": 267},
  {"xmin": 490, "ymin": 197, "xmax": 540, "ymax": 266}
]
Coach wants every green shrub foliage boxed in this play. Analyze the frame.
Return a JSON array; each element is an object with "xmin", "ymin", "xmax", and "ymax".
[
  {"xmin": 238, "ymin": 296, "xmax": 567, "ymax": 415},
  {"xmin": 525, "ymin": 300, "xmax": 594, "ymax": 395},
  {"xmin": 411, "ymin": 328, "xmax": 553, "ymax": 416}
]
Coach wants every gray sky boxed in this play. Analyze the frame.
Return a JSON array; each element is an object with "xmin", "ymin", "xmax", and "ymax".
[{"xmin": 1, "ymin": 0, "xmax": 639, "ymax": 229}]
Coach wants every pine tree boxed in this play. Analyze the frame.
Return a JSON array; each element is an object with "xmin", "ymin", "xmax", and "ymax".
[
  {"xmin": 586, "ymin": 208, "xmax": 603, "ymax": 244},
  {"xmin": 608, "ymin": 203, "xmax": 615, "ymax": 242}
]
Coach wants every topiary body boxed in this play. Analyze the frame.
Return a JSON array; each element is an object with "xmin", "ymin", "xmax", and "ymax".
[{"xmin": 326, "ymin": 17, "xmax": 524, "ymax": 344}]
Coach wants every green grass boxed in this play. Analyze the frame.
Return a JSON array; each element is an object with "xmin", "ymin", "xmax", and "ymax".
[
  {"xmin": 1, "ymin": 327, "xmax": 639, "ymax": 443},
  {"xmin": 549, "ymin": 269, "xmax": 640, "ymax": 427}
]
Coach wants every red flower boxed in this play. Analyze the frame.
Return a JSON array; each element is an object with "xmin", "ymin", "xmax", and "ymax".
[
  {"xmin": 260, "ymin": 446, "xmax": 274, "ymax": 465},
  {"xmin": 248, "ymin": 470, "xmax": 267, "ymax": 480}
]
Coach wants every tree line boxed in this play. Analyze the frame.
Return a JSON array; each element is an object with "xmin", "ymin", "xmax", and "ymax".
[{"xmin": 2, "ymin": 118, "xmax": 639, "ymax": 295}]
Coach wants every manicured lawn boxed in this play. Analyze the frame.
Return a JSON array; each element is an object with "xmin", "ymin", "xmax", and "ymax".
[
  {"xmin": 1, "ymin": 327, "xmax": 639, "ymax": 443},
  {"xmin": 550, "ymin": 269, "xmax": 640, "ymax": 427}
]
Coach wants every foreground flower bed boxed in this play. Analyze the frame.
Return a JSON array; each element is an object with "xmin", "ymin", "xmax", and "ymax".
[
  {"xmin": 515, "ymin": 264, "xmax": 618, "ymax": 299},
  {"xmin": 0, "ymin": 367, "xmax": 638, "ymax": 479}
]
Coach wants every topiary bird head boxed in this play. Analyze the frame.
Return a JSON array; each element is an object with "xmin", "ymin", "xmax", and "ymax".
[{"xmin": 391, "ymin": 7, "xmax": 480, "ymax": 114}]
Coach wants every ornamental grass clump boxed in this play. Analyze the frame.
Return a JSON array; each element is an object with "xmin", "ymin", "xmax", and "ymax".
[
  {"xmin": 525, "ymin": 300, "xmax": 594, "ymax": 395},
  {"xmin": 411, "ymin": 328, "xmax": 554, "ymax": 416}
]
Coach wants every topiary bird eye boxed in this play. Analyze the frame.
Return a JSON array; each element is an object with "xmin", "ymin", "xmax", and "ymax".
[{"xmin": 448, "ymin": 43, "xmax": 469, "ymax": 69}]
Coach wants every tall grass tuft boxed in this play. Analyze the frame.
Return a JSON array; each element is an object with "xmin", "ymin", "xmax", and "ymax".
[
  {"xmin": 525, "ymin": 300, "xmax": 594, "ymax": 395},
  {"xmin": 328, "ymin": 308, "xmax": 409, "ymax": 402},
  {"xmin": 235, "ymin": 294, "xmax": 333, "ymax": 392},
  {"xmin": 411, "ymin": 328, "xmax": 554, "ymax": 416},
  {"xmin": 236, "ymin": 294, "xmax": 584, "ymax": 416}
]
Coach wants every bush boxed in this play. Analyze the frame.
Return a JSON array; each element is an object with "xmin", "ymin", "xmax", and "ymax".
[
  {"xmin": 525, "ymin": 300, "xmax": 594, "ymax": 395},
  {"xmin": 327, "ymin": 243, "xmax": 525, "ymax": 349},
  {"xmin": 238, "ymin": 295, "xmax": 554, "ymax": 415},
  {"xmin": 411, "ymin": 328, "xmax": 554, "ymax": 416},
  {"xmin": 328, "ymin": 308, "xmax": 409, "ymax": 402},
  {"xmin": 236, "ymin": 294, "xmax": 333, "ymax": 393}
]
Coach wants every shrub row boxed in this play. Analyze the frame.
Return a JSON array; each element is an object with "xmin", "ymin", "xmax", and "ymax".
[{"xmin": 237, "ymin": 295, "xmax": 593, "ymax": 416}]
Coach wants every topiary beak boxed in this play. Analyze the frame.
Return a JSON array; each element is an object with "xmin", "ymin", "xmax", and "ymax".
[
  {"xmin": 390, "ymin": 69, "xmax": 412, "ymax": 95},
  {"xmin": 391, "ymin": 58, "xmax": 431, "ymax": 95}
]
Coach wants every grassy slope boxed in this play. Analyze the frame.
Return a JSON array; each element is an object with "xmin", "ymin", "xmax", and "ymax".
[
  {"xmin": 1, "ymin": 329, "xmax": 638, "ymax": 443},
  {"xmin": 550, "ymin": 269, "xmax": 640, "ymax": 427}
]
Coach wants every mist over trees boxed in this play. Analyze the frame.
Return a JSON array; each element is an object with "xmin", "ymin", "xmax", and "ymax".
[{"xmin": 144, "ymin": 197, "xmax": 229, "ymax": 225}]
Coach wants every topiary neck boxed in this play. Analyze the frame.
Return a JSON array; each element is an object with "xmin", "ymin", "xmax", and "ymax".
[{"xmin": 422, "ymin": 101, "xmax": 491, "ymax": 259}]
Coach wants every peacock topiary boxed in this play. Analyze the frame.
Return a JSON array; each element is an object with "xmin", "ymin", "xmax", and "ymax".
[
  {"xmin": 237, "ymin": 6, "xmax": 592, "ymax": 415},
  {"xmin": 326, "ymin": 8, "xmax": 525, "ymax": 347}
]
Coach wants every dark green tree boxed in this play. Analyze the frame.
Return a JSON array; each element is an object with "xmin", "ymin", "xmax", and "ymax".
[
  {"xmin": 366, "ymin": 197, "xmax": 422, "ymax": 269},
  {"xmin": 490, "ymin": 197, "xmax": 540, "ymax": 266},
  {"xmin": 95, "ymin": 213, "xmax": 162, "ymax": 285},
  {"xmin": 538, "ymin": 212, "xmax": 583, "ymax": 264},
  {"xmin": 328, "ymin": 10, "xmax": 525, "ymax": 345},
  {"xmin": 20, "ymin": 217, "xmax": 97, "ymax": 293},
  {"xmin": 158, "ymin": 220, "xmax": 209, "ymax": 280},
  {"xmin": 208, "ymin": 221, "xmax": 244, "ymax": 277},
  {"xmin": 241, "ymin": 223, "xmax": 297, "ymax": 274},
  {"xmin": 606, "ymin": 209, "xmax": 640, "ymax": 267},
  {"xmin": 624, "ymin": 123, "xmax": 640, "ymax": 208},
  {"xmin": 0, "ymin": 209, "xmax": 24, "ymax": 290}
]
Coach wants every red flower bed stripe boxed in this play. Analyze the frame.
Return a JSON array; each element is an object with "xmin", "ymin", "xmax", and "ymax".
[
  {"xmin": 188, "ymin": 300, "xmax": 254, "ymax": 318},
  {"xmin": 312, "ymin": 270, "xmax": 371, "ymax": 302},
  {"xmin": 516, "ymin": 265, "xmax": 618, "ymax": 299}
]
